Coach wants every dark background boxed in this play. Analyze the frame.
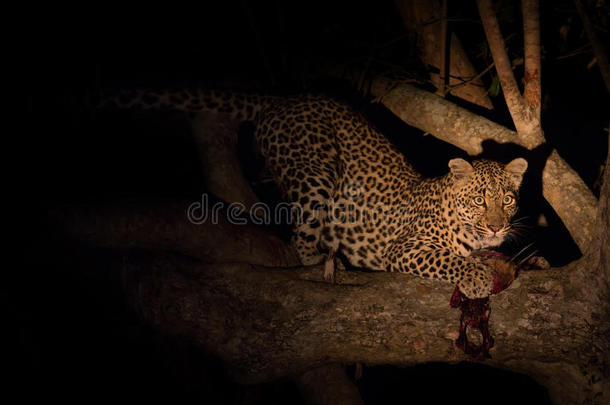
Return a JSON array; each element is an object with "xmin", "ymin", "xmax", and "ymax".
[{"xmin": 9, "ymin": 0, "xmax": 608, "ymax": 403}]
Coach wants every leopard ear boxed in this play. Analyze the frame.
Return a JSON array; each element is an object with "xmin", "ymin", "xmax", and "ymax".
[
  {"xmin": 505, "ymin": 158, "xmax": 528, "ymax": 187},
  {"xmin": 448, "ymin": 158, "xmax": 474, "ymax": 184}
]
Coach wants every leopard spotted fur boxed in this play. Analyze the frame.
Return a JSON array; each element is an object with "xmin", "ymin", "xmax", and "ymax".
[{"xmin": 102, "ymin": 89, "xmax": 528, "ymax": 298}]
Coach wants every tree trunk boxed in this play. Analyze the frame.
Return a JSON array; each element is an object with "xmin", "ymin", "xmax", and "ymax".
[
  {"xmin": 476, "ymin": 0, "xmax": 544, "ymax": 146},
  {"xmin": 394, "ymin": 0, "xmax": 494, "ymax": 109},
  {"xmin": 50, "ymin": 201, "xmax": 299, "ymax": 268},
  {"xmin": 117, "ymin": 224, "xmax": 608, "ymax": 404},
  {"xmin": 190, "ymin": 111, "xmax": 261, "ymax": 213},
  {"xmin": 573, "ymin": 0, "xmax": 610, "ymax": 94}
]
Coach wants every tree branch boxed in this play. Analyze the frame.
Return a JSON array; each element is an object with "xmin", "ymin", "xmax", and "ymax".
[
  {"xmin": 574, "ymin": 0, "xmax": 610, "ymax": 94},
  {"xmin": 296, "ymin": 364, "xmax": 364, "ymax": 405},
  {"xmin": 540, "ymin": 149, "xmax": 600, "ymax": 254},
  {"xmin": 394, "ymin": 0, "xmax": 494, "ymax": 109},
  {"xmin": 476, "ymin": 0, "xmax": 525, "ymax": 121},
  {"xmin": 522, "ymin": 0, "xmax": 542, "ymax": 116},
  {"xmin": 476, "ymin": 0, "xmax": 543, "ymax": 147},
  {"xmin": 191, "ymin": 112, "xmax": 261, "ymax": 213},
  {"xmin": 437, "ymin": 0, "xmax": 448, "ymax": 96},
  {"xmin": 119, "ymin": 249, "xmax": 603, "ymax": 404},
  {"xmin": 444, "ymin": 62, "xmax": 495, "ymax": 96},
  {"xmin": 50, "ymin": 201, "xmax": 300, "ymax": 268}
]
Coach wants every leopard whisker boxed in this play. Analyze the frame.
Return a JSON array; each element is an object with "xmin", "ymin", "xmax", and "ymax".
[
  {"xmin": 503, "ymin": 232, "xmax": 526, "ymax": 245},
  {"xmin": 517, "ymin": 249, "xmax": 539, "ymax": 268},
  {"xmin": 506, "ymin": 228, "xmax": 527, "ymax": 238},
  {"xmin": 506, "ymin": 230, "xmax": 523, "ymax": 239},
  {"xmin": 508, "ymin": 222, "xmax": 533, "ymax": 230},
  {"xmin": 510, "ymin": 216, "xmax": 531, "ymax": 224},
  {"xmin": 508, "ymin": 242, "xmax": 535, "ymax": 263},
  {"xmin": 508, "ymin": 223, "xmax": 531, "ymax": 232}
]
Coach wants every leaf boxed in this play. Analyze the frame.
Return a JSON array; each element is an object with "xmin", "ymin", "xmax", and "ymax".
[
  {"xmin": 488, "ymin": 74, "xmax": 500, "ymax": 97},
  {"xmin": 479, "ymin": 41, "xmax": 490, "ymax": 61}
]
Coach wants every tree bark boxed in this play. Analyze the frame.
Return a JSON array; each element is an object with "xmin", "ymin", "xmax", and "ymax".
[
  {"xmin": 190, "ymin": 111, "xmax": 261, "ymax": 212},
  {"xmin": 296, "ymin": 364, "xmax": 364, "ymax": 405},
  {"xmin": 119, "ymin": 241, "xmax": 607, "ymax": 404},
  {"xmin": 394, "ymin": 0, "xmax": 494, "ymax": 109},
  {"xmin": 522, "ymin": 0, "xmax": 542, "ymax": 113},
  {"xmin": 476, "ymin": 0, "xmax": 544, "ymax": 147},
  {"xmin": 50, "ymin": 201, "xmax": 299, "ymax": 268},
  {"xmin": 573, "ymin": 0, "xmax": 610, "ymax": 94}
]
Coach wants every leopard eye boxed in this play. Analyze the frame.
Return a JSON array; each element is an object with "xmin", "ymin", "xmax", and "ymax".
[
  {"xmin": 473, "ymin": 196, "xmax": 485, "ymax": 206},
  {"xmin": 503, "ymin": 195, "xmax": 514, "ymax": 205}
]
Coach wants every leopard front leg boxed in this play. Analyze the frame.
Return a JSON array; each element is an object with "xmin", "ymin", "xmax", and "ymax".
[
  {"xmin": 291, "ymin": 222, "xmax": 325, "ymax": 266},
  {"xmin": 385, "ymin": 237, "xmax": 496, "ymax": 299},
  {"xmin": 324, "ymin": 248, "xmax": 336, "ymax": 283}
]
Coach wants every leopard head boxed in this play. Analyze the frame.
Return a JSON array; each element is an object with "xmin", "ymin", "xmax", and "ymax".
[{"xmin": 448, "ymin": 158, "xmax": 528, "ymax": 248}]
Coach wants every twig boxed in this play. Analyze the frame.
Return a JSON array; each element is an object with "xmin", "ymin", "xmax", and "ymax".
[
  {"xmin": 421, "ymin": 17, "xmax": 483, "ymax": 27},
  {"xmin": 574, "ymin": 0, "xmax": 610, "ymax": 93},
  {"xmin": 437, "ymin": 0, "xmax": 448, "ymax": 97},
  {"xmin": 242, "ymin": 0, "xmax": 276, "ymax": 87},
  {"xmin": 556, "ymin": 43, "xmax": 593, "ymax": 60},
  {"xmin": 522, "ymin": 0, "xmax": 542, "ymax": 112},
  {"xmin": 476, "ymin": 0, "xmax": 526, "ymax": 119},
  {"xmin": 444, "ymin": 62, "xmax": 496, "ymax": 96}
]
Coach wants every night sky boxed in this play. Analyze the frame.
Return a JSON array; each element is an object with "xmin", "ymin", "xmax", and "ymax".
[{"xmin": 10, "ymin": 1, "xmax": 609, "ymax": 403}]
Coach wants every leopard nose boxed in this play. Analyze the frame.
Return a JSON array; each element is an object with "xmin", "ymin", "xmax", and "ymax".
[{"xmin": 488, "ymin": 225, "xmax": 501, "ymax": 233}]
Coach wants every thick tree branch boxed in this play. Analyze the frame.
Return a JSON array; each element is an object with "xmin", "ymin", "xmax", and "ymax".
[
  {"xmin": 589, "ymin": 137, "xmax": 610, "ymax": 285},
  {"xmin": 476, "ymin": 0, "xmax": 543, "ymax": 147},
  {"xmin": 476, "ymin": 1, "xmax": 525, "ymax": 121},
  {"xmin": 119, "ymin": 250, "xmax": 605, "ymax": 405},
  {"xmin": 50, "ymin": 202, "xmax": 300, "ymax": 268},
  {"xmin": 574, "ymin": 0, "xmax": 610, "ymax": 94},
  {"xmin": 394, "ymin": 0, "xmax": 494, "ymax": 109},
  {"xmin": 191, "ymin": 111, "xmax": 261, "ymax": 212},
  {"xmin": 370, "ymin": 78, "xmax": 517, "ymax": 154},
  {"xmin": 296, "ymin": 364, "xmax": 364, "ymax": 405},
  {"xmin": 601, "ymin": 138, "xmax": 610, "ymax": 284},
  {"xmin": 522, "ymin": 0, "xmax": 542, "ymax": 116},
  {"xmin": 437, "ymin": 0, "xmax": 448, "ymax": 96},
  {"xmin": 540, "ymin": 150, "xmax": 600, "ymax": 255}
]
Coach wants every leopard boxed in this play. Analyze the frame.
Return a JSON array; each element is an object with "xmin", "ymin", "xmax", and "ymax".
[{"xmin": 100, "ymin": 89, "xmax": 528, "ymax": 298}]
